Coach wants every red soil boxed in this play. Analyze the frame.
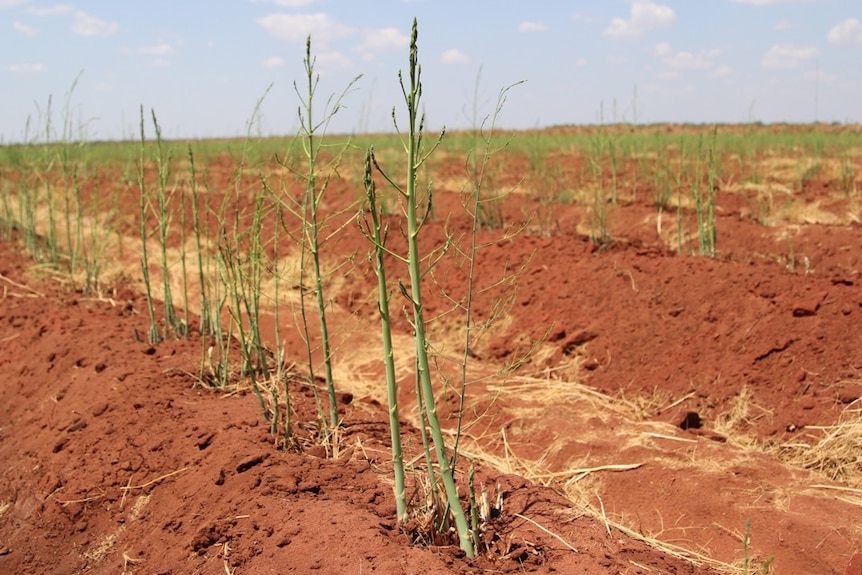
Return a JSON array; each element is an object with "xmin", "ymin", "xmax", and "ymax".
[
  {"xmin": 0, "ymin": 239, "xmax": 716, "ymax": 574},
  {"xmin": 2, "ymin": 136, "xmax": 861, "ymax": 574}
]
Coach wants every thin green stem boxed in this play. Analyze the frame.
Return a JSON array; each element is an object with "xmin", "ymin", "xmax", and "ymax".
[
  {"xmin": 361, "ymin": 147, "xmax": 406, "ymax": 521},
  {"xmin": 401, "ymin": 19, "xmax": 474, "ymax": 557},
  {"xmin": 137, "ymin": 106, "xmax": 160, "ymax": 343}
]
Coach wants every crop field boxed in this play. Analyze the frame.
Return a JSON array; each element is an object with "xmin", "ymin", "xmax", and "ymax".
[{"xmin": 2, "ymin": 31, "xmax": 862, "ymax": 575}]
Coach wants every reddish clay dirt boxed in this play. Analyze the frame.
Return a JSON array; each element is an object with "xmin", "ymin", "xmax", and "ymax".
[
  {"xmin": 0, "ymin": 239, "xmax": 716, "ymax": 574},
  {"xmin": 2, "ymin": 130, "xmax": 862, "ymax": 574}
]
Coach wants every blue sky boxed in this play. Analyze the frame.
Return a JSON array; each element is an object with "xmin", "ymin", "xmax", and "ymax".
[{"xmin": 2, "ymin": 0, "xmax": 861, "ymax": 142}]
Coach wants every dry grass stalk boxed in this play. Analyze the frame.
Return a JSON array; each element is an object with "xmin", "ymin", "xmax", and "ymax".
[
  {"xmin": 513, "ymin": 513, "xmax": 578, "ymax": 552},
  {"xmin": 772, "ymin": 399, "xmax": 862, "ymax": 487},
  {"xmin": 0, "ymin": 271, "xmax": 45, "ymax": 297},
  {"xmin": 120, "ymin": 466, "xmax": 190, "ymax": 491}
]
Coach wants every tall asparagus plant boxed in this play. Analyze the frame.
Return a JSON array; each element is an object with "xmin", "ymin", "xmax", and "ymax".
[
  {"xmin": 137, "ymin": 106, "xmax": 160, "ymax": 344},
  {"xmin": 359, "ymin": 150, "xmax": 407, "ymax": 522},
  {"xmin": 300, "ymin": 37, "xmax": 339, "ymax": 432},
  {"xmin": 278, "ymin": 37, "xmax": 361, "ymax": 436},
  {"xmin": 366, "ymin": 18, "xmax": 475, "ymax": 557}
]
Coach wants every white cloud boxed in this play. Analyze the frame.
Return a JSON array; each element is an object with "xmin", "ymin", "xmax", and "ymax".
[
  {"xmin": 148, "ymin": 58, "xmax": 170, "ymax": 68},
  {"xmin": 356, "ymin": 27, "xmax": 408, "ymax": 52},
  {"xmin": 654, "ymin": 42, "xmax": 724, "ymax": 72},
  {"xmin": 94, "ymin": 81, "xmax": 112, "ymax": 92},
  {"xmin": 0, "ymin": 0, "xmax": 31, "ymax": 8},
  {"xmin": 518, "ymin": 21, "xmax": 547, "ymax": 33},
  {"xmin": 604, "ymin": 0, "xmax": 675, "ymax": 39},
  {"xmin": 575, "ymin": 57, "xmax": 588, "ymax": 68},
  {"xmin": 654, "ymin": 41, "xmax": 672, "ymax": 57},
  {"xmin": 571, "ymin": 12, "xmax": 594, "ymax": 24},
  {"xmin": 710, "ymin": 64, "xmax": 733, "ymax": 78},
  {"xmin": 607, "ymin": 54, "xmax": 627, "ymax": 65},
  {"xmin": 262, "ymin": 55, "xmax": 285, "ymax": 68},
  {"xmin": 13, "ymin": 21, "xmax": 37, "ymax": 36},
  {"xmin": 136, "ymin": 43, "xmax": 174, "ymax": 56},
  {"xmin": 773, "ymin": 19, "xmax": 793, "ymax": 31},
  {"xmin": 761, "ymin": 43, "xmax": 819, "ymax": 68},
  {"xmin": 729, "ymin": 0, "xmax": 813, "ymax": 4},
  {"xmin": 7, "ymin": 62, "xmax": 45, "ymax": 72},
  {"xmin": 27, "ymin": 3, "xmax": 71, "ymax": 16},
  {"xmin": 440, "ymin": 48, "xmax": 468, "ymax": 64},
  {"xmin": 827, "ymin": 18, "xmax": 862, "ymax": 46},
  {"xmin": 72, "ymin": 11, "xmax": 118, "ymax": 37},
  {"xmin": 256, "ymin": 13, "xmax": 352, "ymax": 46}
]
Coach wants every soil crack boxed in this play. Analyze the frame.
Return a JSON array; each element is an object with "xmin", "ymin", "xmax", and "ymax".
[{"xmin": 754, "ymin": 337, "xmax": 796, "ymax": 362}]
